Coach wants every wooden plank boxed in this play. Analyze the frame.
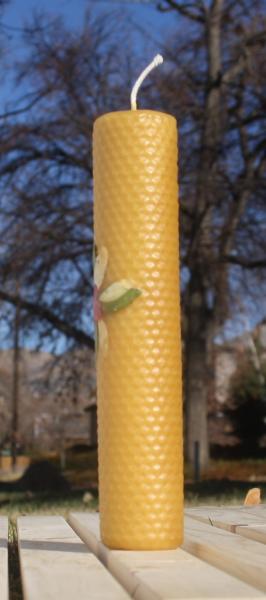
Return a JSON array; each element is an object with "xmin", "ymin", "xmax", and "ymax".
[
  {"xmin": 184, "ymin": 515, "xmax": 266, "ymax": 593},
  {"xmin": 235, "ymin": 524, "xmax": 266, "ymax": 544},
  {"xmin": 69, "ymin": 512, "xmax": 265, "ymax": 600},
  {"xmin": 185, "ymin": 506, "xmax": 266, "ymax": 533},
  {"xmin": 17, "ymin": 515, "xmax": 130, "ymax": 600},
  {"xmin": 0, "ymin": 517, "xmax": 8, "ymax": 600},
  {"xmin": 241, "ymin": 505, "xmax": 266, "ymax": 516},
  {"xmin": 186, "ymin": 506, "xmax": 266, "ymax": 544},
  {"xmin": 187, "ymin": 504, "xmax": 266, "ymax": 514}
]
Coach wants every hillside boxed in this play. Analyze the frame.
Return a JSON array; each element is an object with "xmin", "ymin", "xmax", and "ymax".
[{"xmin": 0, "ymin": 347, "xmax": 96, "ymax": 452}]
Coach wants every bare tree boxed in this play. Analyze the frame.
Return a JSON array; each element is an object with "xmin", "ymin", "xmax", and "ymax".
[
  {"xmin": 0, "ymin": 5, "xmax": 265, "ymax": 470},
  {"xmin": 155, "ymin": 0, "xmax": 266, "ymax": 467},
  {"xmin": 0, "ymin": 13, "xmax": 134, "ymax": 352}
]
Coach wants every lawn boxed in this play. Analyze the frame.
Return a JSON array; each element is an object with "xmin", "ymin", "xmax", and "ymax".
[{"xmin": 0, "ymin": 451, "xmax": 265, "ymax": 517}]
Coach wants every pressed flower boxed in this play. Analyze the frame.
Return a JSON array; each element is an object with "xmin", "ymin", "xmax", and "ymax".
[{"xmin": 93, "ymin": 245, "xmax": 142, "ymax": 356}]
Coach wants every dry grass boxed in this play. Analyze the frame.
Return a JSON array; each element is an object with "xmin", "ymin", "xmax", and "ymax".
[{"xmin": 0, "ymin": 454, "xmax": 265, "ymax": 517}]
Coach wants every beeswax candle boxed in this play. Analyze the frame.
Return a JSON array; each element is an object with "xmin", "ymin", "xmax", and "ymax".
[{"xmin": 93, "ymin": 57, "xmax": 183, "ymax": 550}]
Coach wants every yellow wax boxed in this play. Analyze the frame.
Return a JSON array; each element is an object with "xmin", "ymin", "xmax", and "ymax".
[{"xmin": 93, "ymin": 110, "xmax": 183, "ymax": 550}]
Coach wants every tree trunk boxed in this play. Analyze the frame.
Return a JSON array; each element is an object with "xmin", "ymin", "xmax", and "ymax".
[
  {"xmin": 184, "ymin": 271, "xmax": 211, "ymax": 470},
  {"xmin": 11, "ymin": 298, "xmax": 20, "ymax": 469},
  {"xmin": 184, "ymin": 0, "xmax": 224, "ymax": 469}
]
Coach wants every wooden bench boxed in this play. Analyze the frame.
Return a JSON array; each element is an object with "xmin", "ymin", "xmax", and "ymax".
[{"xmin": 2, "ymin": 505, "xmax": 266, "ymax": 599}]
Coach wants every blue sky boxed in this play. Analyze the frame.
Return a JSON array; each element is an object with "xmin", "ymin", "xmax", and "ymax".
[
  {"xmin": 3, "ymin": 0, "xmax": 173, "ymax": 28},
  {"xmin": 2, "ymin": 0, "xmax": 175, "ymax": 50},
  {"xmin": 0, "ymin": 0, "xmax": 177, "ymax": 108},
  {"xmin": 3, "ymin": 0, "xmax": 165, "ymax": 26}
]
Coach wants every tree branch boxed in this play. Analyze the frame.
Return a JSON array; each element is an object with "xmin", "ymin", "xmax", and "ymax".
[
  {"xmin": 157, "ymin": 0, "xmax": 205, "ymax": 21},
  {"xmin": 224, "ymin": 255, "xmax": 266, "ymax": 269},
  {"xmin": 0, "ymin": 289, "xmax": 94, "ymax": 349},
  {"xmin": 222, "ymin": 29, "xmax": 266, "ymax": 86}
]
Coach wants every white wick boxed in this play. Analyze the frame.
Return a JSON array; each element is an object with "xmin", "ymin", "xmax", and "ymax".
[{"xmin": 130, "ymin": 54, "xmax": 164, "ymax": 111}]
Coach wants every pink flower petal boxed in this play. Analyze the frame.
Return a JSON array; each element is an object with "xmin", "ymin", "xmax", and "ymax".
[{"xmin": 93, "ymin": 286, "xmax": 103, "ymax": 322}]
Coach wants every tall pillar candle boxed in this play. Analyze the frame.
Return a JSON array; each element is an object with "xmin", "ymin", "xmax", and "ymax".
[{"xmin": 93, "ymin": 63, "xmax": 183, "ymax": 550}]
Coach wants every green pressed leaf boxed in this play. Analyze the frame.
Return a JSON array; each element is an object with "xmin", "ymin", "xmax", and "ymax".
[
  {"xmin": 100, "ymin": 286, "xmax": 142, "ymax": 314},
  {"xmin": 99, "ymin": 279, "xmax": 134, "ymax": 302}
]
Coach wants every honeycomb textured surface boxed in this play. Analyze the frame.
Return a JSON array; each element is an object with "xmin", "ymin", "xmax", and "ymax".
[{"xmin": 93, "ymin": 110, "xmax": 183, "ymax": 550}]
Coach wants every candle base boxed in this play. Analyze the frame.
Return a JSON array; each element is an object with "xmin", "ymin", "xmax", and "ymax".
[
  {"xmin": 101, "ymin": 532, "xmax": 184, "ymax": 551},
  {"xmin": 100, "ymin": 512, "xmax": 184, "ymax": 551}
]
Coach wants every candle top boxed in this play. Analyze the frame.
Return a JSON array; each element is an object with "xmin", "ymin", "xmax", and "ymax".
[{"xmin": 94, "ymin": 109, "xmax": 177, "ymax": 129}]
